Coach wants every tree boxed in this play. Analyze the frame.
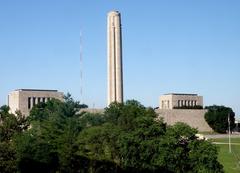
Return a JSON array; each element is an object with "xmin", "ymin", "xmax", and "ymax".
[
  {"xmin": 156, "ymin": 122, "xmax": 223, "ymax": 173},
  {"xmin": 188, "ymin": 139, "xmax": 223, "ymax": 173},
  {"xmin": 15, "ymin": 95, "xmax": 87, "ymax": 173},
  {"xmin": 117, "ymin": 116, "xmax": 167, "ymax": 172},
  {"xmin": 4, "ymin": 97, "xmax": 223, "ymax": 173},
  {"xmin": 155, "ymin": 122, "xmax": 198, "ymax": 172},
  {"xmin": 205, "ymin": 105, "xmax": 235, "ymax": 133},
  {"xmin": 79, "ymin": 112, "xmax": 106, "ymax": 128},
  {"xmin": 78, "ymin": 101, "xmax": 223, "ymax": 173},
  {"xmin": 0, "ymin": 105, "xmax": 29, "ymax": 173},
  {"xmin": 78, "ymin": 101, "xmax": 168, "ymax": 172}
]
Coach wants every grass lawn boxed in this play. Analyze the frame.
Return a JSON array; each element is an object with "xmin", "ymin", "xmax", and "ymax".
[{"xmin": 210, "ymin": 138, "xmax": 240, "ymax": 173}]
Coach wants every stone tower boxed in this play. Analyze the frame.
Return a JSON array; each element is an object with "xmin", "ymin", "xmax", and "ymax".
[{"xmin": 107, "ymin": 11, "xmax": 123, "ymax": 105}]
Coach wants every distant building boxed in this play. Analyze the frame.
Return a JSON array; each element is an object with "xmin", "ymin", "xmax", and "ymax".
[
  {"xmin": 234, "ymin": 119, "xmax": 240, "ymax": 132},
  {"xmin": 8, "ymin": 89, "xmax": 64, "ymax": 116},
  {"xmin": 159, "ymin": 93, "xmax": 203, "ymax": 109}
]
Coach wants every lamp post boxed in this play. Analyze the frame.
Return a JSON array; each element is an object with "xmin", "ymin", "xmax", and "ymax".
[{"xmin": 228, "ymin": 112, "xmax": 232, "ymax": 153}]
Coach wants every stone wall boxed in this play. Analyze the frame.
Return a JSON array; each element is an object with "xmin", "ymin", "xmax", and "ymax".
[
  {"xmin": 80, "ymin": 108, "xmax": 212, "ymax": 132},
  {"xmin": 8, "ymin": 91, "xmax": 20, "ymax": 115},
  {"xmin": 155, "ymin": 109, "xmax": 212, "ymax": 132},
  {"xmin": 80, "ymin": 108, "xmax": 104, "ymax": 114}
]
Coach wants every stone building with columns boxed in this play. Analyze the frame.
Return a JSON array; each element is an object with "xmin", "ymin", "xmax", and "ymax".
[
  {"xmin": 160, "ymin": 93, "xmax": 203, "ymax": 109},
  {"xmin": 8, "ymin": 89, "xmax": 64, "ymax": 116}
]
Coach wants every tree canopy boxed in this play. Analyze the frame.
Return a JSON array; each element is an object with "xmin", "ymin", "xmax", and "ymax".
[
  {"xmin": 205, "ymin": 105, "xmax": 235, "ymax": 133},
  {"xmin": 0, "ymin": 98, "xmax": 223, "ymax": 173},
  {"xmin": 0, "ymin": 105, "xmax": 29, "ymax": 173}
]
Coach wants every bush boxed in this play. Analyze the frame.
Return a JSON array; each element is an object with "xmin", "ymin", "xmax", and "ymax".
[{"xmin": 205, "ymin": 105, "xmax": 235, "ymax": 133}]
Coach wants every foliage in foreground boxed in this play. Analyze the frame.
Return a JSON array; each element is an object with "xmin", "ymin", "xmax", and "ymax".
[
  {"xmin": 0, "ymin": 97, "xmax": 223, "ymax": 173},
  {"xmin": 205, "ymin": 105, "xmax": 235, "ymax": 133},
  {"xmin": 0, "ymin": 106, "xmax": 29, "ymax": 173}
]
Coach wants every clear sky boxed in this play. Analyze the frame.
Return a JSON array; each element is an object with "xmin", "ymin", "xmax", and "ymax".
[{"xmin": 0, "ymin": 0, "xmax": 240, "ymax": 116}]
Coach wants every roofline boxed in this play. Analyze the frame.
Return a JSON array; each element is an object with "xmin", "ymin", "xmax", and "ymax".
[
  {"xmin": 15, "ymin": 89, "xmax": 59, "ymax": 92},
  {"xmin": 164, "ymin": 93, "xmax": 198, "ymax": 96}
]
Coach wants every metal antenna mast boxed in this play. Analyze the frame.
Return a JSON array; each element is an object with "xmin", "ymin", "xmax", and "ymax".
[{"xmin": 80, "ymin": 31, "xmax": 83, "ymax": 103}]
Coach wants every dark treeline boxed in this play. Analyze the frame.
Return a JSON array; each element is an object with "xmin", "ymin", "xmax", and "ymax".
[
  {"xmin": 205, "ymin": 105, "xmax": 235, "ymax": 133},
  {"xmin": 0, "ymin": 95, "xmax": 223, "ymax": 173}
]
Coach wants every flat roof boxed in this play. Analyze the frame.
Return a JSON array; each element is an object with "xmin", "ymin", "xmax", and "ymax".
[
  {"xmin": 16, "ymin": 89, "xmax": 58, "ymax": 92},
  {"xmin": 164, "ymin": 93, "xmax": 198, "ymax": 96}
]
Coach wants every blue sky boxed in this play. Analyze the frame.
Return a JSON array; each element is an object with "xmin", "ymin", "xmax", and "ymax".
[{"xmin": 0, "ymin": 0, "xmax": 240, "ymax": 116}]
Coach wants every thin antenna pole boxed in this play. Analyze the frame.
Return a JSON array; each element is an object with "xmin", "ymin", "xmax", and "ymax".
[
  {"xmin": 228, "ymin": 112, "xmax": 232, "ymax": 153},
  {"xmin": 80, "ymin": 31, "xmax": 83, "ymax": 103}
]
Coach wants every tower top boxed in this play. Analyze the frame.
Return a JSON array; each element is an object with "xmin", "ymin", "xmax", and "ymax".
[
  {"xmin": 107, "ymin": 10, "xmax": 123, "ymax": 105},
  {"xmin": 108, "ymin": 10, "xmax": 120, "ymax": 16}
]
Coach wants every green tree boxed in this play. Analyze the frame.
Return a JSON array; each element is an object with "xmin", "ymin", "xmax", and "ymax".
[
  {"xmin": 205, "ymin": 105, "xmax": 235, "ymax": 133},
  {"xmin": 15, "ymin": 95, "xmax": 87, "ymax": 173},
  {"xmin": 78, "ymin": 100, "xmax": 168, "ymax": 172},
  {"xmin": 79, "ymin": 112, "xmax": 106, "ymax": 128},
  {"xmin": 188, "ymin": 140, "xmax": 223, "ymax": 173},
  {"xmin": 8, "ymin": 98, "xmax": 224, "ymax": 173},
  {"xmin": 155, "ymin": 122, "xmax": 223, "ymax": 173},
  {"xmin": 78, "ymin": 123, "xmax": 121, "ymax": 162},
  {"xmin": 0, "ymin": 105, "xmax": 29, "ymax": 173},
  {"xmin": 78, "ymin": 101, "xmax": 223, "ymax": 173},
  {"xmin": 117, "ymin": 116, "xmax": 167, "ymax": 172},
  {"xmin": 155, "ymin": 122, "xmax": 198, "ymax": 172}
]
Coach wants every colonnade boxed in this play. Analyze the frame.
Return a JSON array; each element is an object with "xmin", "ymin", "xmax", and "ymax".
[{"xmin": 28, "ymin": 97, "xmax": 51, "ymax": 109}]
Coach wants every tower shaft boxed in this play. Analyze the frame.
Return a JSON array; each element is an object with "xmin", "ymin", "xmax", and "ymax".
[{"xmin": 107, "ymin": 11, "xmax": 123, "ymax": 105}]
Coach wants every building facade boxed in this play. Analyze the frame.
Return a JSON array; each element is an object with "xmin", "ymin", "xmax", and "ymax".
[
  {"xmin": 160, "ymin": 93, "xmax": 203, "ymax": 109},
  {"xmin": 8, "ymin": 89, "xmax": 64, "ymax": 116},
  {"xmin": 80, "ymin": 108, "xmax": 212, "ymax": 132},
  {"xmin": 107, "ymin": 10, "xmax": 123, "ymax": 105},
  {"xmin": 156, "ymin": 109, "xmax": 212, "ymax": 132}
]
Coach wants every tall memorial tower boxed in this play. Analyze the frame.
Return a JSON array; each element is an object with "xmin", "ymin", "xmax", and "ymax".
[{"xmin": 107, "ymin": 11, "xmax": 123, "ymax": 105}]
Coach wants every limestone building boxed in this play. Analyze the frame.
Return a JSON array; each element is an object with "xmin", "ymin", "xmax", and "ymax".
[
  {"xmin": 80, "ymin": 108, "xmax": 212, "ymax": 132},
  {"xmin": 160, "ymin": 93, "xmax": 203, "ymax": 109},
  {"xmin": 107, "ymin": 10, "xmax": 123, "ymax": 105},
  {"xmin": 8, "ymin": 89, "xmax": 64, "ymax": 116}
]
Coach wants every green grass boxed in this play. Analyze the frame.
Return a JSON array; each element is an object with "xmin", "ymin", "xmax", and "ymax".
[{"xmin": 211, "ymin": 138, "xmax": 240, "ymax": 173}]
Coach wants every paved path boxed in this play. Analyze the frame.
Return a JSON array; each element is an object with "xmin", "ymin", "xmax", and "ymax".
[
  {"xmin": 205, "ymin": 134, "xmax": 240, "ymax": 139},
  {"xmin": 213, "ymin": 142, "xmax": 240, "ymax": 145}
]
